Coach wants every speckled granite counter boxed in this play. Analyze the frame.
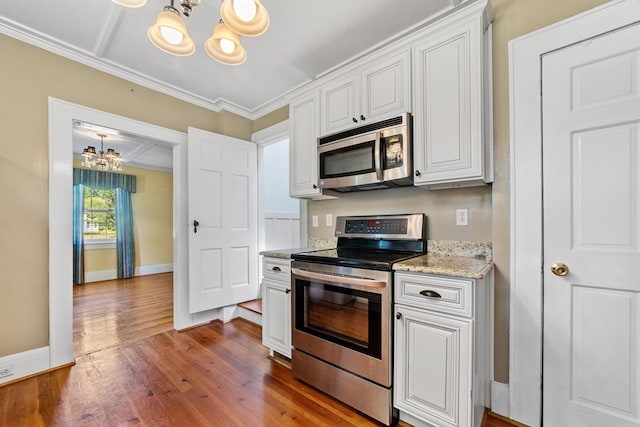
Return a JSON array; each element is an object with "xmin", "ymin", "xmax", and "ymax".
[
  {"xmin": 259, "ymin": 248, "xmax": 309, "ymax": 259},
  {"xmin": 393, "ymin": 254, "xmax": 493, "ymax": 279},
  {"xmin": 394, "ymin": 240, "xmax": 493, "ymax": 279}
]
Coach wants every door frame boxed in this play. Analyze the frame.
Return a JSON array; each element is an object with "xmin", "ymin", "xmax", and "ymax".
[
  {"xmin": 509, "ymin": 1, "xmax": 640, "ymax": 425},
  {"xmin": 48, "ymin": 98, "xmax": 215, "ymax": 369}
]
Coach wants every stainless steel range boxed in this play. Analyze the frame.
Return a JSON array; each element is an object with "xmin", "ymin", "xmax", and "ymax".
[{"xmin": 291, "ymin": 213, "xmax": 426, "ymax": 425}]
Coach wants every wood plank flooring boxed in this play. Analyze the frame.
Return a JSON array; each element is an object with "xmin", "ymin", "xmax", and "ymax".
[
  {"xmin": 73, "ymin": 273, "xmax": 174, "ymax": 356},
  {"xmin": 1, "ymin": 274, "xmax": 519, "ymax": 427}
]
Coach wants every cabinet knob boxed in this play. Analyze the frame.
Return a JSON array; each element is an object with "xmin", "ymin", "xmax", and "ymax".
[
  {"xmin": 396, "ymin": 312, "xmax": 402, "ymax": 320},
  {"xmin": 360, "ymin": 114, "xmax": 365, "ymax": 121},
  {"xmin": 352, "ymin": 117, "xmax": 358, "ymax": 123},
  {"xmin": 285, "ymin": 289, "xmax": 291, "ymax": 294},
  {"xmin": 312, "ymin": 184, "xmax": 318, "ymax": 189},
  {"xmin": 415, "ymin": 170, "xmax": 421, "ymax": 177}
]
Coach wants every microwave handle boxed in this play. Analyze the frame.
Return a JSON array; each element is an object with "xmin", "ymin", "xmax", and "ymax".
[
  {"xmin": 291, "ymin": 268, "xmax": 387, "ymax": 289},
  {"xmin": 374, "ymin": 131, "xmax": 383, "ymax": 181}
]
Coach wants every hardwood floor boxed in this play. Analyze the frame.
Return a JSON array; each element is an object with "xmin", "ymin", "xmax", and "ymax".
[
  {"xmin": 73, "ymin": 273, "xmax": 174, "ymax": 356},
  {"xmin": 1, "ymin": 274, "xmax": 519, "ymax": 427}
]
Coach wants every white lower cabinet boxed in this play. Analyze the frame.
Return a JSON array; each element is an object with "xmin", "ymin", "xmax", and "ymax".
[
  {"xmin": 261, "ymin": 257, "xmax": 292, "ymax": 358},
  {"xmin": 394, "ymin": 272, "xmax": 490, "ymax": 427}
]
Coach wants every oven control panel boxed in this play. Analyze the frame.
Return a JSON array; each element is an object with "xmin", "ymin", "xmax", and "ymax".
[
  {"xmin": 344, "ymin": 218, "xmax": 408, "ymax": 235},
  {"xmin": 335, "ymin": 213, "xmax": 425, "ymax": 240}
]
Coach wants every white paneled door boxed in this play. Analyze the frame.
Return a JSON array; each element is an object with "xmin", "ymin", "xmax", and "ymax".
[
  {"xmin": 542, "ymin": 23, "xmax": 640, "ymax": 427},
  {"xmin": 188, "ymin": 128, "xmax": 258, "ymax": 313}
]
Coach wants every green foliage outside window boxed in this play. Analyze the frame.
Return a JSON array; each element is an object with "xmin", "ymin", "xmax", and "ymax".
[{"xmin": 83, "ymin": 188, "xmax": 116, "ymax": 240}]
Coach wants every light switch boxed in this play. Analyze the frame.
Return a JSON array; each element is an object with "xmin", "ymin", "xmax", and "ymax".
[
  {"xmin": 312, "ymin": 215, "xmax": 318, "ymax": 227},
  {"xmin": 326, "ymin": 214, "xmax": 333, "ymax": 227}
]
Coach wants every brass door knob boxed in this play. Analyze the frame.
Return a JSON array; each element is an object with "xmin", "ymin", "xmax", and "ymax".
[{"xmin": 551, "ymin": 263, "xmax": 569, "ymax": 276}]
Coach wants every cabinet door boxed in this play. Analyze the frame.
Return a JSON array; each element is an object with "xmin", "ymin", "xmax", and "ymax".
[
  {"xmin": 261, "ymin": 279, "xmax": 291, "ymax": 358},
  {"xmin": 320, "ymin": 74, "xmax": 359, "ymax": 135},
  {"xmin": 361, "ymin": 50, "xmax": 411, "ymax": 123},
  {"xmin": 412, "ymin": 16, "xmax": 486, "ymax": 187},
  {"xmin": 394, "ymin": 305, "xmax": 472, "ymax": 427},
  {"xmin": 289, "ymin": 92, "xmax": 322, "ymax": 198}
]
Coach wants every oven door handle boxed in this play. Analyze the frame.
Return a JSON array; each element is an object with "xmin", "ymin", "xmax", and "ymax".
[
  {"xmin": 291, "ymin": 268, "xmax": 387, "ymax": 289},
  {"xmin": 374, "ymin": 131, "xmax": 383, "ymax": 181}
]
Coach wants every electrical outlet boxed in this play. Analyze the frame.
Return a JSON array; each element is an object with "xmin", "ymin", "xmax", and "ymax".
[
  {"xmin": 456, "ymin": 208, "xmax": 468, "ymax": 226},
  {"xmin": 326, "ymin": 214, "xmax": 333, "ymax": 227},
  {"xmin": 0, "ymin": 365, "xmax": 15, "ymax": 378},
  {"xmin": 312, "ymin": 215, "xmax": 318, "ymax": 228}
]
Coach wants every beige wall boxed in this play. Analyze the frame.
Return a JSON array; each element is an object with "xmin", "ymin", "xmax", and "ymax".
[
  {"xmin": 76, "ymin": 164, "xmax": 174, "ymax": 274},
  {"xmin": 0, "ymin": 34, "xmax": 252, "ymax": 357}
]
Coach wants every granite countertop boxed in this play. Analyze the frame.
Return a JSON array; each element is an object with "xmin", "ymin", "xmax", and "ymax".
[
  {"xmin": 259, "ymin": 248, "xmax": 310, "ymax": 259},
  {"xmin": 393, "ymin": 254, "xmax": 493, "ymax": 279}
]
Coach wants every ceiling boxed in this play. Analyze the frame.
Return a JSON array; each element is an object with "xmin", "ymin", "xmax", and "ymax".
[{"xmin": 0, "ymin": 0, "xmax": 468, "ymax": 171}]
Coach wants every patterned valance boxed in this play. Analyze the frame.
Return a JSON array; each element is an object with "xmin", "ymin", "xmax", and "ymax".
[{"xmin": 73, "ymin": 168, "xmax": 137, "ymax": 193}]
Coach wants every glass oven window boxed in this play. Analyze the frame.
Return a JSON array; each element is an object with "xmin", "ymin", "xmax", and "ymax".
[
  {"xmin": 319, "ymin": 141, "xmax": 375, "ymax": 178},
  {"xmin": 294, "ymin": 279, "xmax": 382, "ymax": 359}
]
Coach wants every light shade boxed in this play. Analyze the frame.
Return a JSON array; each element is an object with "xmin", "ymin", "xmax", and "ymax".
[
  {"xmin": 112, "ymin": 0, "xmax": 147, "ymax": 7},
  {"xmin": 220, "ymin": 0, "xmax": 269, "ymax": 37},
  {"xmin": 147, "ymin": 9, "xmax": 195, "ymax": 56},
  {"xmin": 205, "ymin": 22, "xmax": 247, "ymax": 65}
]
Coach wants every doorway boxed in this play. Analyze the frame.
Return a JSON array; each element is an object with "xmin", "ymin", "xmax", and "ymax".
[
  {"xmin": 509, "ymin": 1, "xmax": 640, "ymax": 425},
  {"xmin": 48, "ymin": 98, "xmax": 188, "ymax": 368}
]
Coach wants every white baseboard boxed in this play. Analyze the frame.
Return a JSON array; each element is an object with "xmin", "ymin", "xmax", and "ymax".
[
  {"xmin": 0, "ymin": 346, "xmax": 51, "ymax": 385},
  {"xmin": 84, "ymin": 263, "xmax": 173, "ymax": 283},
  {"xmin": 490, "ymin": 381, "xmax": 510, "ymax": 418}
]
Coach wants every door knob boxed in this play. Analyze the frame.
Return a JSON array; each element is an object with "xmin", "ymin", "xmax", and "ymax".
[{"xmin": 551, "ymin": 263, "xmax": 569, "ymax": 276}]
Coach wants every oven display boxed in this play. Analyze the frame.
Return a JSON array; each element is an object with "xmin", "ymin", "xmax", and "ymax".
[{"xmin": 344, "ymin": 218, "xmax": 408, "ymax": 235}]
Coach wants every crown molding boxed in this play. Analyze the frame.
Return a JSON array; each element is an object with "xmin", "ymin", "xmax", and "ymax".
[{"xmin": 0, "ymin": 17, "xmax": 289, "ymax": 120}]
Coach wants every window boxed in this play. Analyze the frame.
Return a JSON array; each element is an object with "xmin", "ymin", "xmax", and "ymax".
[{"xmin": 83, "ymin": 188, "xmax": 116, "ymax": 242}]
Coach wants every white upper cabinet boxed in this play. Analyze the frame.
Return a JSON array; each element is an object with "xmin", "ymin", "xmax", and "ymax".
[
  {"xmin": 320, "ymin": 50, "xmax": 411, "ymax": 136},
  {"xmin": 289, "ymin": 91, "xmax": 321, "ymax": 198},
  {"xmin": 412, "ymin": 3, "xmax": 492, "ymax": 189}
]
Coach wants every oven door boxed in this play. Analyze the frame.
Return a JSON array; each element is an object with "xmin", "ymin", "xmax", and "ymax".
[{"xmin": 291, "ymin": 262, "xmax": 392, "ymax": 387}]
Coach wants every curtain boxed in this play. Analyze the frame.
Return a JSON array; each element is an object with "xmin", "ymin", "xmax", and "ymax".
[
  {"xmin": 73, "ymin": 184, "xmax": 85, "ymax": 285},
  {"xmin": 115, "ymin": 187, "xmax": 135, "ymax": 279},
  {"xmin": 73, "ymin": 168, "xmax": 137, "ymax": 281}
]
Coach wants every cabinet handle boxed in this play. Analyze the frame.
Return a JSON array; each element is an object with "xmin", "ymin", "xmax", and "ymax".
[
  {"xmin": 415, "ymin": 170, "xmax": 421, "ymax": 177},
  {"xmin": 419, "ymin": 290, "xmax": 442, "ymax": 298},
  {"xmin": 352, "ymin": 117, "xmax": 358, "ymax": 123},
  {"xmin": 360, "ymin": 114, "xmax": 365, "ymax": 121},
  {"xmin": 396, "ymin": 312, "xmax": 402, "ymax": 320},
  {"xmin": 271, "ymin": 266, "xmax": 281, "ymax": 272},
  {"xmin": 286, "ymin": 289, "xmax": 291, "ymax": 294}
]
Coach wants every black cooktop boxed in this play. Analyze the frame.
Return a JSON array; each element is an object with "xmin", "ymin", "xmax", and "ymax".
[
  {"xmin": 292, "ymin": 247, "xmax": 422, "ymax": 271},
  {"xmin": 293, "ymin": 214, "xmax": 427, "ymax": 271}
]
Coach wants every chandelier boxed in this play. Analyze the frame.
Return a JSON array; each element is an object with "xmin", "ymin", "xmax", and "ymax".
[
  {"xmin": 82, "ymin": 133, "xmax": 123, "ymax": 172},
  {"xmin": 112, "ymin": 0, "xmax": 269, "ymax": 66}
]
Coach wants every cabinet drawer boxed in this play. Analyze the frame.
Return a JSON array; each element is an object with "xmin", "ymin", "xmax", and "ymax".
[
  {"xmin": 395, "ymin": 272, "xmax": 473, "ymax": 317},
  {"xmin": 263, "ymin": 257, "xmax": 291, "ymax": 283}
]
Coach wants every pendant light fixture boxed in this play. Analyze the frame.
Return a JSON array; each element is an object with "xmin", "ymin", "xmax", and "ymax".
[
  {"xmin": 220, "ymin": 0, "xmax": 269, "ymax": 37},
  {"xmin": 112, "ymin": 0, "xmax": 147, "ymax": 7},
  {"xmin": 113, "ymin": 0, "xmax": 269, "ymax": 64},
  {"xmin": 82, "ymin": 133, "xmax": 123, "ymax": 172},
  {"xmin": 147, "ymin": 0, "xmax": 196, "ymax": 56},
  {"xmin": 204, "ymin": 20, "xmax": 247, "ymax": 65}
]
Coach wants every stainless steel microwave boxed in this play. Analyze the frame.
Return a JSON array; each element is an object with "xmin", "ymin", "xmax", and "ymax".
[{"xmin": 317, "ymin": 113, "xmax": 413, "ymax": 192}]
